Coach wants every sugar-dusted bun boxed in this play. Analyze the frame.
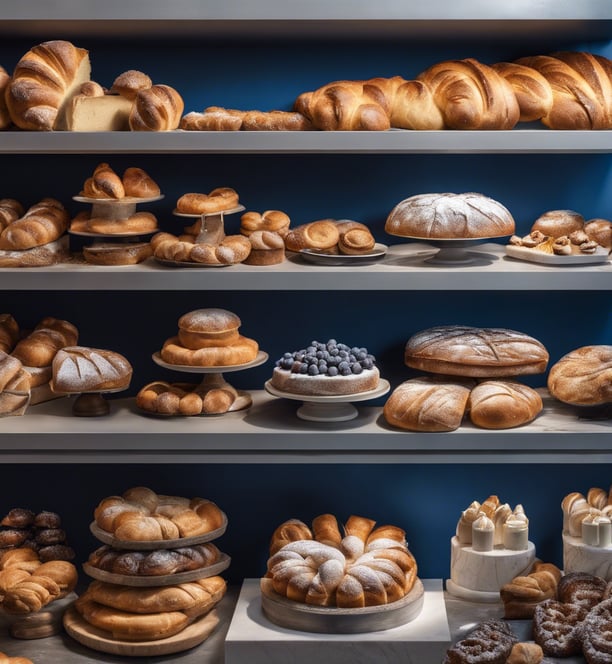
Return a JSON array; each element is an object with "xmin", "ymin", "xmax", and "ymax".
[
  {"xmin": 405, "ymin": 325, "xmax": 549, "ymax": 377},
  {"xmin": 585, "ymin": 218, "xmax": 612, "ymax": 250},
  {"xmin": 129, "ymin": 84, "xmax": 184, "ymax": 131},
  {"xmin": 383, "ymin": 375, "xmax": 474, "ymax": 432},
  {"xmin": 531, "ymin": 209, "xmax": 585, "ymax": 238},
  {"xmin": 122, "ymin": 167, "xmax": 160, "ymax": 198},
  {"xmin": 79, "ymin": 81, "xmax": 105, "ymax": 97},
  {"xmin": 547, "ymin": 345, "xmax": 612, "ymax": 406},
  {"xmin": 177, "ymin": 308, "xmax": 241, "ymax": 349},
  {"xmin": 51, "ymin": 346, "xmax": 132, "ymax": 393},
  {"xmin": 6, "ymin": 40, "xmax": 91, "ymax": 131},
  {"xmin": 385, "ymin": 192, "xmax": 515, "ymax": 239},
  {"xmin": 111, "ymin": 70, "xmax": 152, "ymax": 100},
  {"xmin": 83, "ymin": 242, "xmax": 152, "ymax": 266},
  {"xmin": 82, "ymin": 163, "xmax": 125, "ymax": 199},
  {"xmin": 240, "ymin": 210, "xmax": 291, "ymax": 237},
  {"xmin": 284, "ymin": 220, "xmax": 340, "ymax": 251},
  {"xmin": 468, "ymin": 380, "xmax": 543, "ymax": 429},
  {"xmin": 176, "ymin": 188, "xmax": 239, "ymax": 215}
]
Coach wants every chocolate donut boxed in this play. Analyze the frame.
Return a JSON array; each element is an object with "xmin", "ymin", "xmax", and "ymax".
[
  {"xmin": 533, "ymin": 599, "xmax": 587, "ymax": 657},
  {"xmin": 1, "ymin": 508, "xmax": 35, "ymax": 528},
  {"xmin": 33, "ymin": 510, "xmax": 62, "ymax": 529}
]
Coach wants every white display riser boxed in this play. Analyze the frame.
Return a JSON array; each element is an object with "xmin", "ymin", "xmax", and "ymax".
[{"xmin": 225, "ymin": 579, "xmax": 450, "ymax": 664}]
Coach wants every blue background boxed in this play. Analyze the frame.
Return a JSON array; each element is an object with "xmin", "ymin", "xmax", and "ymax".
[{"xmin": 0, "ymin": 31, "xmax": 611, "ymax": 584}]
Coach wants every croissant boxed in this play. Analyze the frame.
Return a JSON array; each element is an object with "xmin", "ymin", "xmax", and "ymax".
[
  {"xmin": 515, "ymin": 52, "xmax": 612, "ymax": 129},
  {"xmin": 130, "ymin": 84, "xmax": 184, "ymax": 131},
  {"xmin": 6, "ymin": 40, "xmax": 91, "ymax": 130}
]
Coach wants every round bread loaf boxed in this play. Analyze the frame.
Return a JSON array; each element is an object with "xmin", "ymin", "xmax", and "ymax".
[
  {"xmin": 51, "ymin": 346, "xmax": 132, "ymax": 393},
  {"xmin": 585, "ymin": 218, "xmax": 612, "ymax": 250},
  {"xmin": 111, "ymin": 70, "xmax": 152, "ymax": 100},
  {"xmin": 405, "ymin": 325, "xmax": 549, "ymax": 377},
  {"xmin": 547, "ymin": 345, "xmax": 612, "ymax": 406},
  {"xmin": 468, "ymin": 380, "xmax": 543, "ymax": 429},
  {"xmin": 531, "ymin": 209, "xmax": 585, "ymax": 238},
  {"xmin": 284, "ymin": 220, "xmax": 340, "ymax": 251},
  {"xmin": 385, "ymin": 192, "xmax": 515, "ymax": 239},
  {"xmin": 161, "ymin": 335, "xmax": 258, "ymax": 367},
  {"xmin": 177, "ymin": 308, "xmax": 241, "ymax": 349}
]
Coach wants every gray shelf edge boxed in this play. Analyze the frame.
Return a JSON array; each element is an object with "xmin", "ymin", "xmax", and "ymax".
[{"xmin": 3, "ymin": 131, "xmax": 612, "ymax": 155}]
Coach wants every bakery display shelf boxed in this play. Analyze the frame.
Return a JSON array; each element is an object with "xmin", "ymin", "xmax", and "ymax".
[
  {"xmin": 0, "ymin": 390, "xmax": 610, "ymax": 464},
  {"xmin": 3, "ymin": 130, "xmax": 612, "ymax": 155},
  {"xmin": 0, "ymin": 244, "xmax": 609, "ymax": 291}
]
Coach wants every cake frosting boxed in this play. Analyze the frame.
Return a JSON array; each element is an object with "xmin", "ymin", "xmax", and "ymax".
[
  {"xmin": 562, "ymin": 486, "xmax": 612, "ymax": 580},
  {"xmin": 271, "ymin": 339, "xmax": 380, "ymax": 396},
  {"xmin": 446, "ymin": 494, "xmax": 535, "ymax": 601}
]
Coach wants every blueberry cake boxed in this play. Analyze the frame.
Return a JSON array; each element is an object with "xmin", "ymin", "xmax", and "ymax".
[{"xmin": 271, "ymin": 339, "xmax": 380, "ymax": 396}]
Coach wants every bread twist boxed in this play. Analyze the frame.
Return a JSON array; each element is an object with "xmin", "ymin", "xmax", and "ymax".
[
  {"xmin": 152, "ymin": 232, "xmax": 251, "ymax": 265},
  {"xmin": 6, "ymin": 40, "xmax": 91, "ymax": 130},
  {"xmin": 130, "ymin": 84, "xmax": 184, "ymax": 131}
]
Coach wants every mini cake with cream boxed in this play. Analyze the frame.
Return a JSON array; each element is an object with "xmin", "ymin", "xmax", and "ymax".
[
  {"xmin": 562, "ymin": 487, "xmax": 612, "ymax": 580},
  {"xmin": 446, "ymin": 494, "xmax": 535, "ymax": 601},
  {"xmin": 270, "ymin": 338, "xmax": 379, "ymax": 396}
]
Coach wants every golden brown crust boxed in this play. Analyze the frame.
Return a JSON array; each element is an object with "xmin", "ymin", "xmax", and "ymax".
[
  {"xmin": 531, "ymin": 209, "xmax": 585, "ymax": 238},
  {"xmin": 0, "ymin": 66, "xmax": 11, "ymax": 130},
  {"xmin": 240, "ymin": 210, "xmax": 290, "ymax": 237},
  {"xmin": 122, "ymin": 167, "xmax": 160, "ymax": 198},
  {"xmin": 468, "ymin": 380, "xmax": 543, "ymax": 429},
  {"xmin": 0, "ymin": 200, "xmax": 69, "ymax": 251},
  {"xmin": 284, "ymin": 220, "xmax": 340, "ymax": 251},
  {"xmin": 130, "ymin": 84, "xmax": 184, "ymax": 131},
  {"xmin": 111, "ymin": 70, "xmax": 152, "ymax": 100},
  {"xmin": 176, "ymin": 188, "xmax": 239, "ymax": 215},
  {"xmin": 82, "ymin": 163, "xmax": 125, "ymax": 199},
  {"xmin": 547, "ymin": 345, "xmax": 612, "ymax": 406},
  {"xmin": 160, "ymin": 334, "xmax": 258, "ymax": 367},
  {"xmin": 83, "ymin": 242, "xmax": 153, "ymax": 265}
]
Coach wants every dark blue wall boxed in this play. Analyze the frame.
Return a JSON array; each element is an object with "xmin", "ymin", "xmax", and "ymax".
[{"xmin": 0, "ymin": 32, "xmax": 611, "ymax": 583}]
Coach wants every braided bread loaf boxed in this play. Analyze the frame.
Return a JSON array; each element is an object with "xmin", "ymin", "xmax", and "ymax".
[
  {"xmin": 6, "ymin": 40, "xmax": 91, "ymax": 131},
  {"xmin": 151, "ymin": 231, "xmax": 251, "ymax": 265}
]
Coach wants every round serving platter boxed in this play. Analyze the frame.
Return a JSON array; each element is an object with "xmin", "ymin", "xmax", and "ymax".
[
  {"xmin": 172, "ymin": 204, "xmax": 245, "ymax": 218},
  {"xmin": 505, "ymin": 243, "xmax": 610, "ymax": 265},
  {"xmin": 299, "ymin": 243, "xmax": 388, "ymax": 266},
  {"xmin": 386, "ymin": 234, "xmax": 509, "ymax": 265},
  {"xmin": 82, "ymin": 552, "xmax": 231, "ymax": 587},
  {"xmin": 260, "ymin": 577, "xmax": 424, "ymax": 634},
  {"xmin": 152, "ymin": 350, "xmax": 268, "ymax": 374}
]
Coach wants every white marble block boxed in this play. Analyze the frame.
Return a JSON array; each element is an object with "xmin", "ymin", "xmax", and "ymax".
[
  {"xmin": 224, "ymin": 579, "xmax": 451, "ymax": 664},
  {"xmin": 563, "ymin": 533, "xmax": 612, "ymax": 580},
  {"xmin": 447, "ymin": 536, "xmax": 535, "ymax": 602}
]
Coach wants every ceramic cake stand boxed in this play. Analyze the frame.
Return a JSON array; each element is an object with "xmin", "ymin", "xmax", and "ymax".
[
  {"xmin": 386, "ymin": 235, "xmax": 510, "ymax": 265},
  {"xmin": 50, "ymin": 385, "xmax": 129, "ymax": 417},
  {"xmin": 72, "ymin": 194, "xmax": 164, "ymax": 230},
  {"xmin": 152, "ymin": 350, "xmax": 268, "ymax": 413},
  {"xmin": 264, "ymin": 379, "xmax": 390, "ymax": 422}
]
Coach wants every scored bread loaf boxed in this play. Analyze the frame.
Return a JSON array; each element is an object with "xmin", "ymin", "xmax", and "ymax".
[
  {"xmin": 82, "ymin": 163, "xmax": 125, "ymax": 199},
  {"xmin": 51, "ymin": 346, "xmax": 132, "ymax": 394},
  {"xmin": 404, "ymin": 325, "xmax": 549, "ymax": 377},
  {"xmin": 6, "ymin": 40, "xmax": 91, "ymax": 131},
  {"xmin": 383, "ymin": 375, "xmax": 475, "ymax": 432},
  {"xmin": 468, "ymin": 380, "xmax": 543, "ymax": 429},
  {"xmin": 122, "ymin": 167, "xmax": 160, "ymax": 198},
  {"xmin": 385, "ymin": 192, "xmax": 515, "ymax": 239},
  {"xmin": 547, "ymin": 345, "xmax": 612, "ymax": 406},
  {"xmin": 129, "ymin": 84, "xmax": 184, "ymax": 131}
]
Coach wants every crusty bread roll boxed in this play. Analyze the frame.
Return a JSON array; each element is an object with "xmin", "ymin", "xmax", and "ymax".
[
  {"xmin": 176, "ymin": 188, "xmax": 239, "ymax": 215},
  {"xmin": 531, "ymin": 209, "xmax": 585, "ymax": 238},
  {"xmin": 177, "ymin": 308, "xmax": 241, "ymax": 349},
  {"xmin": 385, "ymin": 192, "xmax": 515, "ymax": 239},
  {"xmin": 0, "ymin": 199, "xmax": 69, "ymax": 251},
  {"xmin": 86, "ymin": 211, "xmax": 158, "ymax": 235},
  {"xmin": 111, "ymin": 70, "xmax": 152, "ymax": 101},
  {"xmin": 338, "ymin": 228, "xmax": 375, "ymax": 254},
  {"xmin": 0, "ymin": 314, "xmax": 19, "ymax": 354},
  {"xmin": 6, "ymin": 40, "xmax": 91, "ymax": 131},
  {"xmin": 83, "ymin": 242, "xmax": 153, "ymax": 265},
  {"xmin": 122, "ymin": 167, "xmax": 160, "ymax": 198},
  {"xmin": 12, "ymin": 317, "xmax": 78, "ymax": 368},
  {"xmin": 547, "ymin": 345, "xmax": 612, "ymax": 406},
  {"xmin": 129, "ymin": 84, "xmax": 184, "ymax": 131},
  {"xmin": 468, "ymin": 380, "xmax": 543, "ymax": 429},
  {"xmin": 0, "ymin": 352, "xmax": 31, "ymax": 417},
  {"xmin": 51, "ymin": 346, "xmax": 132, "ymax": 393},
  {"xmin": 506, "ymin": 642, "xmax": 544, "ymax": 664},
  {"xmin": 82, "ymin": 163, "xmax": 125, "ymax": 199},
  {"xmin": 383, "ymin": 375, "xmax": 474, "ymax": 432},
  {"xmin": 585, "ymin": 218, "xmax": 612, "ymax": 250},
  {"xmin": 0, "ymin": 66, "xmax": 11, "ymax": 130},
  {"xmin": 405, "ymin": 325, "xmax": 549, "ymax": 377},
  {"xmin": 284, "ymin": 220, "xmax": 340, "ymax": 251},
  {"xmin": 161, "ymin": 335, "xmax": 258, "ymax": 367},
  {"xmin": 240, "ymin": 210, "xmax": 290, "ymax": 237},
  {"xmin": 0, "ymin": 199, "xmax": 24, "ymax": 232},
  {"xmin": 151, "ymin": 231, "xmax": 251, "ymax": 265}
]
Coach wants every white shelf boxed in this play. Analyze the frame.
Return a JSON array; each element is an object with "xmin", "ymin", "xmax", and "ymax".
[
  {"xmin": 3, "ymin": 130, "xmax": 612, "ymax": 155},
  {"xmin": 1, "ymin": 245, "xmax": 608, "ymax": 291},
  {"xmin": 1, "ymin": 390, "xmax": 609, "ymax": 464}
]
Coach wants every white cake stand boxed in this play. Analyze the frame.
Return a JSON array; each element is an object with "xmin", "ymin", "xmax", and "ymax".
[
  {"xmin": 386, "ymin": 234, "xmax": 510, "ymax": 265},
  {"xmin": 152, "ymin": 350, "xmax": 268, "ymax": 413},
  {"xmin": 264, "ymin": 379, "xmax": 390, "ymax": 422}
]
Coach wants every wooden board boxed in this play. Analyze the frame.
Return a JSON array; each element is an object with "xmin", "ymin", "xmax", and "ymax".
[
  {"xmin": 0, "ymin": 592, "xmax": 78, "ymax": 639},
  {"xmin": 63, "ymin": 605, "xmax": 219, "ymax": 657},
  {"xmin": 260, "ymin": 577, "xmax": 424, "ymax": 634},
  {"xmin": 89, "ymin": 510, "xmax": 227, "ymax": 550},
  {"xmin": 82, "ymin": 552, "xmax": 231, "ymax": 586}
]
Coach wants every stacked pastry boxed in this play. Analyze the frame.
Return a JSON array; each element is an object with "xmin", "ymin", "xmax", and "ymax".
[
  {"xmin": 240, "ymin": 210, "xmax": 290, "ymax": 265},
  {"xmin": 3, "ymin": 39, "xmax": 183, "ymax": 132},
  {"xmin": 67, "ymin": 487, "xmax": 228, "ymax": 650},
  {"xmin": 1, "ymin": 315, "xmax": 79, "ymax": 409},
  {"xmin": 152, "ymin": 188, "xmax": 252, "ymax": 266},
  {"xmin": 561, "ymin": 487, "xmax": 612, "ymax": 581},
  {"xmin": 0, "ymin": 508, "xmax": 75, "ymax": 562},
  {"xmin": 262, "ymin": 513, "xmax": 419, "ymax": 610},
  {"xmin": 447, "ymin": 495, "xmax": 535, "ymax": 601},
  {"xmin": 384, "ymin": 325, "xmax": 549, "ymax": 431},
  {"xmin": 284, "ymin": 219, "xmax": 376, "ymax": 255},
  {"xmin": 509, "ymin": 209, "xmax": 611, "ymax": 257},
  {"xmin": 71, "ymin": 163, "xmax": 161, "ymax": 265},
  {"xmin": 0, "ymin": 198, "xmax": 70, "ymax": 267}
]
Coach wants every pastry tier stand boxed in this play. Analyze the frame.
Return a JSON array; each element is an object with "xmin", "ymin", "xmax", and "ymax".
[
  {"xmin": 172, "ymin": 205, "xmax": 246, "ymax": 245},
  {"xmin": 264, "ymin": 379, "xmax": 391, "ymax": 422},
  {"xmin": 385, "ymin": 234, "xmax": 511, "ymax": 265},
  {"xmin": 49, "ymin": 385, "xmax": 129, "ymax": 417},
  {"xmin": 152, "ymin": 350, "xmax": 268, "ymax": 413}
]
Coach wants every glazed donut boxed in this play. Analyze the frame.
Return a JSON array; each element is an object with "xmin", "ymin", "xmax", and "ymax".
[
  {"xmin": 176, "ymin": 188, "xmax": 239, "ymax": 215},
  {"xmin": 240, "ymin": 210, "xmax": 290, "ymax": 237},
  {"xmin": 531, "ymin": 209, "xmax": 585, "ymax": 238},
  {"xmin": 86, "ymin": 211, "xmax": 158, "ymax": 235},
  {"xmin": 160, "ymin": 335, "xmax": 258, "ymax": 367}
]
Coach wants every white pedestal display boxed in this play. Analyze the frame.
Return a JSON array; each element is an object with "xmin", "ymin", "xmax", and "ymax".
[
  {"xmin": 563, "ymin": 532, "xmax": 612, "ymax": 580},
  {"xmin": 225, "ymin": 578, "xmax": 451, "ymax": 664},
  {"xmin": 446, "ymin": 536, "xmax": 535, "ymax": 602}
]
